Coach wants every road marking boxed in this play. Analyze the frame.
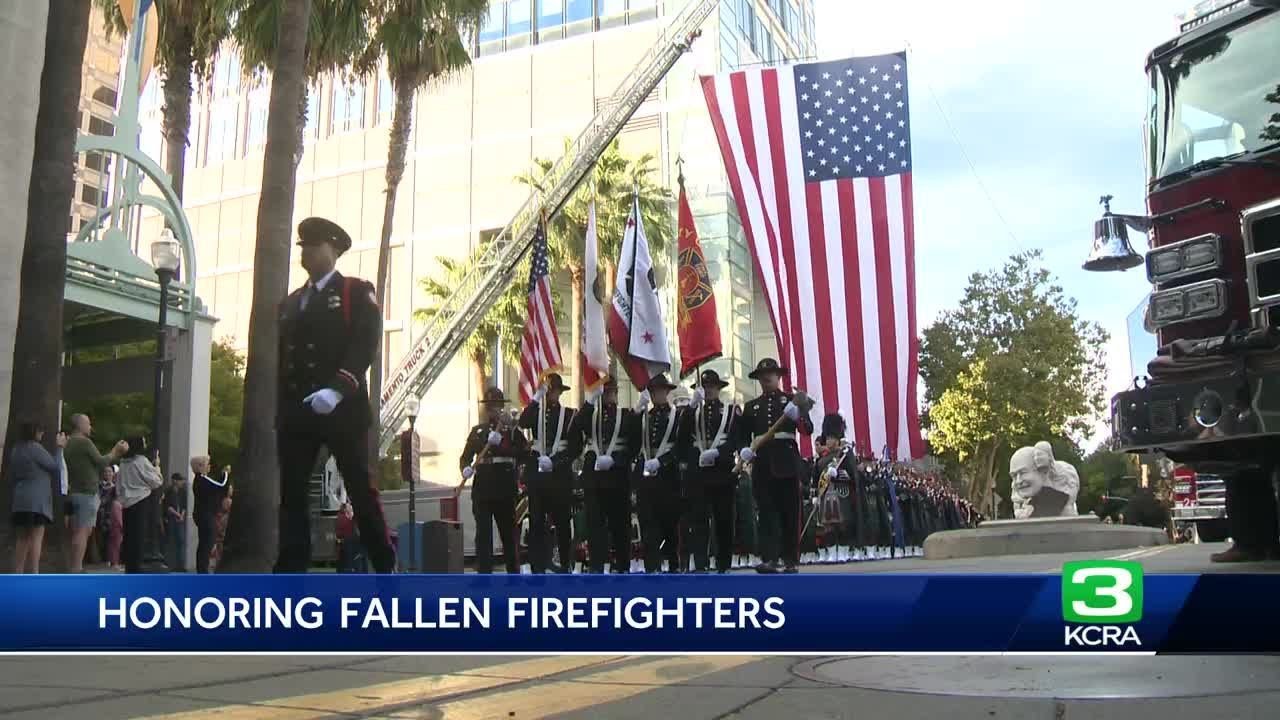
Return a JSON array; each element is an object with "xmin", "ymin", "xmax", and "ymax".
[
  {"xmin": 388, "ymin": 655, "xmax": 761, "ymax": 719},
  {"xmin": 142, "ymin": 656, "xmax": 626, "ymax": 720},
  {"xmin": 1108, "ymin": 546, "xmax": 1174, "ymax": 562}
]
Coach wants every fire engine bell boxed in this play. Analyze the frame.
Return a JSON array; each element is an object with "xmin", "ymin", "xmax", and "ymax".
[{"xmin": 1084, "ymin": 195, "xmax": 1145, "ymax": 272}]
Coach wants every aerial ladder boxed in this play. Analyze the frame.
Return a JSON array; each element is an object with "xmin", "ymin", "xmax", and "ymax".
[{"xmin": 376, "ymin": 0, "xmax": 719, "ymax": 454}]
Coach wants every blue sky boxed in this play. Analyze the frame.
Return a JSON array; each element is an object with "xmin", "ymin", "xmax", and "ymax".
[{"xmin": 814, "ymin": 0, "xmax": 1192, "ymax": 437}]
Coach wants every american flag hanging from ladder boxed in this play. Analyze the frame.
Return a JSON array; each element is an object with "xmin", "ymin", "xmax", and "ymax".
[
  {"xmin": 518, "ymin": 217, "xmax": 564, "ymax": 404},
  {"xmin": 701, "ymin": 51, "xmax": 924, "ymax": 461}
]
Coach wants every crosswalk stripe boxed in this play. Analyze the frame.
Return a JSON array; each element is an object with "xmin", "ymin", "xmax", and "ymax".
[
  {"xmin": 394, "ymin": 655, "xmax": 760, "ymax": 720},
  {"xmin": 143, "ymin": 656, "xmax": 627, "ymax": 720}
]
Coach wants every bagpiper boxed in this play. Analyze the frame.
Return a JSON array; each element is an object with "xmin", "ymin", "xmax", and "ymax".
[
  {"xmin": 458, "ymin": 387, "xmax": 526, "ymax": 574},
  {"xmin": 518, "ymin": 373, "xmax": 577, "ymax": 573},
  {"xmin": 564, "ymin": 377, "xmax": 637, "ymax": 573},
  {"xmin": 677, "ymin": 369, "xmax": 741, "ymax": 573},
  {"xmin": 274, "ymin": 217, "xmax": 395, "ymax": 574},
  {"xmin": 635, "ymin": 374, "xmax": 688, "ymax": 573},
  {"xmin": 738, "ymin": 358, "xmax": 813, "ymax": 574}
]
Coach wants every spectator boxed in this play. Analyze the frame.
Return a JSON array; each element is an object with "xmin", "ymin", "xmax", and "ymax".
[
  {"xmin": 9, "ymin": 422, "xmax": 66, "ymax": 573},
  {"xmin": 98, "ymin": 465, "xmax": 123, "ymax": 570},
  {"xmin": 164, "ymin": 473, "xmax": 189, "ymax": 572},
  {"xmin": 117, "ymin": 437, "xmax": 166, "ymax": 573},
  {"xmin": 191, "ymin": 457, "xmax": 228, "ymax": 574},
  {"xmin": 336, "ymin": 502, "xmax": 367, "ymax": 573},
  {"xmin": 62, "ymin": 414, "xmax": 128, "ymax": 572}
]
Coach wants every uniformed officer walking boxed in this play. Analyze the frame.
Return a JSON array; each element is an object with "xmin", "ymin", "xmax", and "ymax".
[
  {"xmin": 565, "ymin": 377, "xmax": 637, "ymax": 573},
  {"xmin": 636, "ymin": 374, "xmax": 688, "ymax": 573},
  {"xmin": 274, "ymin": 217, "xmax": 395, "ymax": 573},
  {"xmin": 678, "ymin": 369, "xmax": 741, "ymax": 573},
  {"xmin": 458, "ymin": 387, "xmax": 525, "ymax": 574},
  {"xmin": 737, "ymin": 358, "xmax": 813, "ymax": 574},
  {"xmin": 518, "ymin": 374, "xmax": 577, "ymax": 573}
]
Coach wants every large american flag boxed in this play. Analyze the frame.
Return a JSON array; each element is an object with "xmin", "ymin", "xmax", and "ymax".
[
  {"xmin": 517, "ymin": 219, "xmax": 563, "ymax": 404},
  {"xmin": 702, "ymin": 52, "xmax": 924, "ymax": 461}
]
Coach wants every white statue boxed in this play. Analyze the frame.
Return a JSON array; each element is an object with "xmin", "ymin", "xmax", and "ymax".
[{"xmin": 1009, "ymin": 442, "xmax": 1080, "ymax": 519}]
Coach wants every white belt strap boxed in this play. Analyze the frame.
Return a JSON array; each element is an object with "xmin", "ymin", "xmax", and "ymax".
[
  {"xmin": 697, "ymin": 405, "xmax": 734, "ymax": 453},
  {"xmin": 591, "ymin": 405, "xmax": 623, "ymax": 457},
  {"xmin": 535, "ymin": 405, "xmax": 567, "ymax": 456},
  {"xmin": 772, "ymin": 432, "xmax": 796, "ymax": 440},
  {"xmin": 644, "ymin": 406, "xmax": 678, "ymax": 461}
]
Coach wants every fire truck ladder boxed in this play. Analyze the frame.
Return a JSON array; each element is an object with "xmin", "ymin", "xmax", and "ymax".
[{"xmin": 377, "ymin": 0, "xmax": 718, "ymax": 453}]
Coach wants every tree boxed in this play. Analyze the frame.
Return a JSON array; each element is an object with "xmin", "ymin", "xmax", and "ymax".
[
  {"xmin": 516, "ymin": 139, "xmax": 673, "ymax": 403},
  {"xmin": 0, "ymin": 0, "xmax": 93, "ymax": 572},
  {"xmin": 218, "ymin": 0, "xmax": 314, "ymax": 573},
  {"xmin": 361, "ymin": 0, "xmax": 489, "ymax": 456},
  {"xmin": 921, "ymin": 251, "xmax": 1109, "ymax": 512},
  {"xmin": 97, "ymin": 0, "xmax": 233, "ymax": 199}
]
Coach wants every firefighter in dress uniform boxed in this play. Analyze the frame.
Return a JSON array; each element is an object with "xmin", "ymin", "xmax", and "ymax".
[
  {"xmin": 518, "ymin": 373, "xmax": 577, "ymax": 573},
  {"xmin": 737, "ymin": 358, "xmax": 813, "ymax": 574},
  {"xmin": 635, "ymin": 374, "xmax": 689, "ymax": 573},
  {"xmin": 274, "ymin": 217, "xmax": 395, "ymax": 573},
  {"xmin": 458, "ymin": 387, "xmax": 526, "ymax": 574},
  {"xmin": 812, "ymin": 413, "xmax": 859, "ymax": 560},
  {"xmin": 678, "ymin": 369, "xmax": 741, "ymax": 573},
  {"xmin": 564, "ymin": 377, "xmax": 637, "ymax": 573}
]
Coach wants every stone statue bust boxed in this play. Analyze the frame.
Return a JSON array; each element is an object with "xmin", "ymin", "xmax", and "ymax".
[{"xmin": 1009, "ymin": 442, "xmax": 1080, "ymax": 519}]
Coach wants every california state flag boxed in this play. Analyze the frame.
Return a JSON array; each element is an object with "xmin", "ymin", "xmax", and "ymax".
[
  {"xmin": 608, "ymin": 194, "xmax": 671, "ymax": 388},
  {"xmin": 582, "ymin": 202, "xmax": 608, "ymax": 391}
]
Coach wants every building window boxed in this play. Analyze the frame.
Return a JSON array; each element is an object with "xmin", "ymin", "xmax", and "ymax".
[
  {"xmin": 88, "ymin": 115, "xmax": 115, "ymax": 137},
  {"xmin": 84, "ymin": 151, "xmax": 109, "ymax": 173},
  {"xmin": 246, "ymin": 89, "xmax": 268, "ymax": 148},
  {"xmin": 378, "ymin": 71, "xmax": 394, "ymax": 124},
  {"xmin": 565, "ymin": 0, "xmax": 592, "ymax": 23},
  {"xmin": 92, "ymin": 85, "xmax": 118, "ymax": 108},
  {"xmin": 206, "ymin": 103, "xmax": 237, "ymax": 165},
  {"xmin": 480, "ymin": 4, "xmax": 504, "ymax": 42},
  {"xmin": 330, "ymin": 79, "xmax": 365, "ymax": 134},
  {"xmin": 304, "ymin": 86, "xmax": 320, "ymax": 140},
  {"xmin": 80, "ymin": 184, "xmax": 104, "ymax": 207},
  {"xmin": 508, "ymin": 0, "xmax": 531, "ymax": 34},
  {"xmin": 213, "ymin": 52, "xmax": 240, "ymax": 97}
]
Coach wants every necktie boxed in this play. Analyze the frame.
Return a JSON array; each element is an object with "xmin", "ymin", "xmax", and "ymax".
[{"xmin": 300, "ymin": 283, "xmax": 315, "ymax": 310}]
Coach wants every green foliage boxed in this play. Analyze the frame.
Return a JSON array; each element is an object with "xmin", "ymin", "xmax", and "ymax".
[
  {"xmin": 414, "ymin": 246, "xmax": 528, "ymax": 369},
  {"xmin": 358, "ymin": 0, "xmax": 487, "ymax": 90},
  {"xmin": 1078, "ymin": 444, "xmax": 1132, "ymax": 515},
  {"xmin": 922, "ymin": 251, "xmax": 1110, "ymax": 504},
  {"xmin": 207, "ymin": 339, "xmax": 246, "ymax": 466},
  {"xmin": 376, "ymin": 437, "xmax": 404, "ymax": 490},
  {"xmin": 230, "ymin": 0, "xmax": 374, "ymax": 81},
  {"xmin": 93, "ymin": 0, "xmax": 235, "ymax": 83}
]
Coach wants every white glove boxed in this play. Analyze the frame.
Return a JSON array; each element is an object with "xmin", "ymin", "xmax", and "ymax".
[
  {"xmin": 586, "ymin": 386, "xmax": 603, "ymax": 404},
  {"xmin": 643, "ymin": 458, "xmax": 661, "ymax": 475},
  {"xmin": 594, "ymin": 455, "xmax": 615, "ymax": 472},
  {"xmin": 784, "ymin": 402, "xmax": 801, "ymax": 422},
  {"xmin": 824, "ymin": 466, "xmax": 838, "ymax": 481},
  {"xmin": 633, "ymin": 390, "xmax": 651, "ymax": 413},
  {"xmin": 304, "ymin": 389, "xmax": 344, "ymax": 415},
  {"xmin": 690, "ymin": 387, "xmax": 705, "ymax": 409},
  {"xmin": 533, "ymin": 384, "xmax": 547, "ymax": 403},
  {"xmin": 486, "ymin": 430, "xmax": 502, "ymax": 447},
  {"xmin": 699, "ymin": 449, "xmax": 719, "ymax": 467},
  {"xmin": 738, "ymin": 448, "xmax": 755, "ymax": 465},
  {"xmin": 461, "ymin": 466, "xmax": 475, "ymax": 481},
  {"xmin": 538, "ymin": 455, "xmax": 553, "ymax": 473}
]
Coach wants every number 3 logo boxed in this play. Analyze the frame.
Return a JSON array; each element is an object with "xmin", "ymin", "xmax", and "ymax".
[{"xmin": 1062, "ymin": 561, "xmax": 1144, "ymax": 623}]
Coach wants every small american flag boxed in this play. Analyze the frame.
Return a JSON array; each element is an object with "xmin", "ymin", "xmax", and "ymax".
[
  {"xmin": 702, "ymin": 52, "xmax": 924, "ymax": 460},
  {"xmin": 518, "ymin": 218, "xmax": 563, "ymax": 404}
]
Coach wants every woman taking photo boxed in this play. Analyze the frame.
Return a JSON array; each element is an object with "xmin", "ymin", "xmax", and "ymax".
[
  {"xmin": 117, "ymin": 436, "xmax": 165, "ymax": 573},
  {"xmin": 9, "ymin": 422, "xmax": 66, "ymax": 573}
]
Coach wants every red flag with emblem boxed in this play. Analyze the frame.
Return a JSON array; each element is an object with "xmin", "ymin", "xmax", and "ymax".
[{"xmin": 675, "ymin": 174, "xmax": 722, "ymax": 377}]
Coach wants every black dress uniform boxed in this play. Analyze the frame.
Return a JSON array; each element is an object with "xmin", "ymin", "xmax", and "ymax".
[
  {"xmin": 518, "ymin": 374, "xmax": 577, "ymax": 573},
  {"xmin": 460, "ymin": 387, "xmax": 526, "ymax": 574},
  {"xmin": 677, "ymin": 370, "xmax": 741, "ymax": 573},
  {"xmin": 812, "ymin": 413, "xmax": 858, "ymax": 553},
  {"xmin": 636, "ymin": 374, "xmax": 689, "ymax": 574},
  {"xmin": 740, "ymin": 358, "xmax": 814, "ymax": 572},
  {"xmin": 275, "ymin": 217, "xmax": 395, "ymax": 574},
  {"xmin": 564, "ymin": 379, "xmax": 637, "ymax": 573}
]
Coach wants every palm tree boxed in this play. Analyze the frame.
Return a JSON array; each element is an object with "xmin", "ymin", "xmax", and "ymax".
[
  {"xmin": 361, "ymin": 0, "xmax": 490, "ymax": 451},
  {"xmin": 516, "ymin": 139, "xmax": 673, "ymax": 404},
  {"xmin": 217, "ymin": 0, "xmax": 314, "ymax": 573},
  {"xmin": 97, "ymin": 0, "xmax": 234, "ymax": 198},
  {"xmin": 1, "ymin": 0, "xmax": 93, "ymax": 571}
]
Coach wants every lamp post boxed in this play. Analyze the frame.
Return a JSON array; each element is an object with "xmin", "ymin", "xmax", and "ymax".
[
  {"xmin": 404, "ymin": 393, "xmax": 420, "ymax": 572},
  {"xmin": 150, "ymin": 229, "xmax": 181, "ymax": 467}
]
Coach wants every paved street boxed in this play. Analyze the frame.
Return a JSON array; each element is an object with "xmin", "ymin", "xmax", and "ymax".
[{"xmin": 4, "ymin": 543, "xmax": 1279, "ymax": 720}]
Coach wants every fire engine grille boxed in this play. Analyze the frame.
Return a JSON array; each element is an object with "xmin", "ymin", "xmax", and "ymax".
[
  {"xmin": 1149, "ymin": 399, "xmax": 1179, "ymax": 436},
  {"xmin": 1244, "ymin": 199, "xmax": 1280, "ymax": 309}
]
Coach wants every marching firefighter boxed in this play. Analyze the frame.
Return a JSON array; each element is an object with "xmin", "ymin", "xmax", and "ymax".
[
  {"xmin": 518, "ymin": 373, "xmax": 577, "ymax": 573},
  {"xmin": 678, "ymin": 369, "xmax": 741, "ymax": 573},
  {"xmin": 274, "ymin": 217, "xmax": 395, "ymax": 573},
  {"xmin": 737, "ymin": 358, "xmax": 813, "ymax": 574},
  {"xmin": 458, "ymin": 387, "xmax": 525, "ymax": 574},
  {"xmin": 564, "ymin": 377, "xmax": 637, "ymax": 573},
  {"xmin": 636, "ymin": 374, "xmax": 689, "ymax": 573}
]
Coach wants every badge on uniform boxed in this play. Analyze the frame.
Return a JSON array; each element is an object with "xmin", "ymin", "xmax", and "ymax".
[{"xmin": 327, "ymin": 294, "xmax": 342, "ymax": 311}]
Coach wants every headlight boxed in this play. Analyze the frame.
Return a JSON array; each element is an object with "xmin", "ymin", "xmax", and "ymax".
[
  {"xmin": 1147, "ymin": 279, "xmax": 1227, "ymax": 328},
  {"xmin": 1146, "ymin": 233, "xmax": 1222, "ymax": 284}
]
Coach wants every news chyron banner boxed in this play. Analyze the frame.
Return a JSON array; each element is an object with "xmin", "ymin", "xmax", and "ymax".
[{"xmin": 0, "ymin": 565, "xmax": 1275, "ymax": 653}]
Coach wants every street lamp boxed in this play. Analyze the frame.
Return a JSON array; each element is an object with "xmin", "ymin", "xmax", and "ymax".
[
  {"xmin": 150, "ymin": 229, "xmax": 180, "ymax": 464},
  {"xmin": 404, "ymin": 393, "xmax": 420, "ymax": 572}
]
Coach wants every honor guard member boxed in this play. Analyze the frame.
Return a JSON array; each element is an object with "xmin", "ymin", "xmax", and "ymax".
[
  {"xmin": 635, "ymin": 374, "xmax": 688, "ymax": 573},
  {"xmin": 458, "ymin": 387, "xmax": 526, "ymax": 574},
  {"xmin": 275, "ymin": 217, "xmax": 395, "ymax": 573},
  {"xmin": 518, "ymin": 373, "xmax": 577, "ymax": 573},
  {"xmin": 813, "ymin": 413, "xmax": 858, "ymax": 562},
  {"xmin": 565, "ymin": 377, "xmax": 637, "ymax": 573},
  {"xmin": 737, "ymin": 358, "xmax": 813, "ymax": 574},
  {"xmin": 678, "ymin": 369, "xmax": 741, "ymax": 573}
]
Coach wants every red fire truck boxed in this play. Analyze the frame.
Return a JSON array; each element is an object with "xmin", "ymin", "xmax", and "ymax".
[
  {"xmin": 1085, "ymin": 1, "xmax": 1280, "ymax": 501},
  {"xmin": 1171, "ymin": 466, "xmax": 1230, "ymax": 542}
]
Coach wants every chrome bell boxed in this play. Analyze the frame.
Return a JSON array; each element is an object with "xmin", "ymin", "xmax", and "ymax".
[{"xmin": 1083, "ymin": 195, "xmax": 1144, "ymax": 272}]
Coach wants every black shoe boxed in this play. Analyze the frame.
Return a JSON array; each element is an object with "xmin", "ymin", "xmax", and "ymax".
[
  {"xmin": 782, "ymin": 563, "xmax": 799, "ymax": 574},
  {"xmin": 755, "ymin": 561, "xmax": 779, "ymax": 574},
  {"xmin": 1211, "ymin": 544, "xmax": 1269, "ymax": 563},
  {"xmin": 716, "ymin": 568, "xmax": 730, "ymax": 574}
]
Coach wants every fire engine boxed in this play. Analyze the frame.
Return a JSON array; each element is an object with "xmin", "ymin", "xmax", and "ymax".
[
  {"xmin": 1171, "ymin": 465, "xmax": 1229, "ymax": 542},
  {"xmin": 1084, "ymin": 0, "xmax": 1280, "ymax": 505}
]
